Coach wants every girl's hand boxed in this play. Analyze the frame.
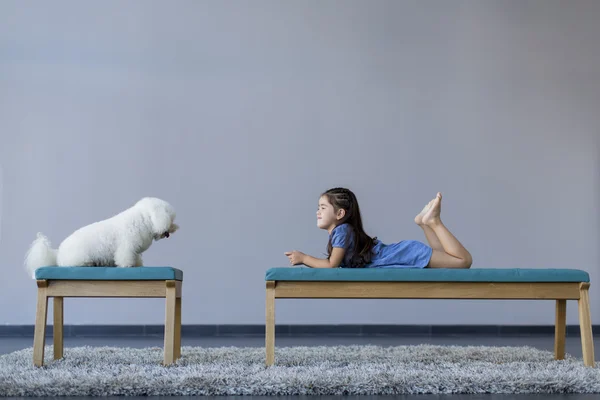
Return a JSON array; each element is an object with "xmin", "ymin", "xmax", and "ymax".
[{"xmin": 284, "ymin": 251, "xmax": 305, "ymax": 266}]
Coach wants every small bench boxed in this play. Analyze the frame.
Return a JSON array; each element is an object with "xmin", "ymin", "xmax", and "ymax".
[
  {"xmin": 33, "ymin": 266, "xmax": 183, "ymax": 367},
  {"xmin": 264, "ymin": 267, "xmax": 594, "ymax": 367}
]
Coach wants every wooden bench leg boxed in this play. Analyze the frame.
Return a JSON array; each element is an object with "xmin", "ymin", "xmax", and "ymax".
[
  {"xmin": 33, "ymin": 280, "xmax": 49, "ymax": 367},
  {"xmin": 554, "ymin": 299, "xmax": 566, "ymax": 360},
  {"xmin": 578, "ymin": 282, "xmax": 595, "ymax": 367},
  {"xmin": 163, "ymin": 280, "xmax": 177, "ymax": 365},
  {"xmin": 266, "ymin": 281, "xmax": 275, "ymax": 366},
  {"xmin": 174, "ymin": 296, "xmax": 181, "ymax": 360},
  {"xmin": 53, "ymin": 297, "xmax": 64, "ymax": 360}
]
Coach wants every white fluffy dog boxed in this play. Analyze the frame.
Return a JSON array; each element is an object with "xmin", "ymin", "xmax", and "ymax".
[{"xmin": 24, "ymin": 197, "xmax": 179, "ymax": 279}]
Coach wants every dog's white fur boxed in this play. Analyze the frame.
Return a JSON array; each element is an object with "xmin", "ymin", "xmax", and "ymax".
[{"xmin": 24, "ymin": 197, "xmax": 179, "ymax": 279}]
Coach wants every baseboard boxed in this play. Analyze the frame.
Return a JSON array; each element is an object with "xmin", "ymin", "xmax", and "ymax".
[{"xmin": 0, "ymin": 324, "xmax": 597, "ymax": 338}]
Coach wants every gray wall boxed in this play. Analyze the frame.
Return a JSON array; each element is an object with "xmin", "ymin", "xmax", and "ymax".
[{"xmin": 1, "ymin": 0, "xmax": 599, "ymax": 326}]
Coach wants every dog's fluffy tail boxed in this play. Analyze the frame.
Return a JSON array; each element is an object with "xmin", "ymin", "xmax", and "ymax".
[{"xmin": 24, "ymin": 233, "xmax": 58, "ymax": 279}]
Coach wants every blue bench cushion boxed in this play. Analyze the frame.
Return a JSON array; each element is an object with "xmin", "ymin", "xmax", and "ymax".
[
  {"xmin": 265, "ymin": 267, "xmax": 589, "ymax": 283},
  {"xmin": 35, "ymin": 266, "xmax": 183, "ymax": 281}
]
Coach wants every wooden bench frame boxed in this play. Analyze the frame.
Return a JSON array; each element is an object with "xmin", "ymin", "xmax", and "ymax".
[
  {"xmin": 33, "ymin": 279, "xmax": 182, "ymax": 367},
  {"xmin": 265, "ymin": 280, "xmax": 595, "ymax": 367}
]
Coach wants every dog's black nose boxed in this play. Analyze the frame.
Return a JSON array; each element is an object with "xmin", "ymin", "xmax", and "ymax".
[{"xmin": 164, "ymin": 232, "xmax": 170, "ymax": 238}]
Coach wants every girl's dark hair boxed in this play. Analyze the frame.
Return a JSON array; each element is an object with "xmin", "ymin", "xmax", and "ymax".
[{"xmin": 322, "ymin": 187, "xmax": 377, "ymax": 268}]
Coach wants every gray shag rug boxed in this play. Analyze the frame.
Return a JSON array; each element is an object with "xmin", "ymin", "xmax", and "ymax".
[{"xmin": 0, "ymin": 344, "xmax": 598, "ymax": 396}]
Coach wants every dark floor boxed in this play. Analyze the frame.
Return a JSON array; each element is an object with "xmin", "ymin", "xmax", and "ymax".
[{"xmin": 2, "ymin": 335, "xmax": 598, "ymax": 399}]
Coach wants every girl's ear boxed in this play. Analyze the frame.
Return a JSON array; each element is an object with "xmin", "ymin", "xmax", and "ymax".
[{"xmin": 336, "ymin": 208, "xmax": 346, "ymax": 220}]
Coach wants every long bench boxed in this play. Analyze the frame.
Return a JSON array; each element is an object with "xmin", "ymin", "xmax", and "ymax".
[{"xmin": 264, "ymin": 267, "xmax": 594, "ymax": 367}]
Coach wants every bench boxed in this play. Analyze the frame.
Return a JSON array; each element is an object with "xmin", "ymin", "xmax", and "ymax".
[
  {"xmin": 33, "ymin": 266, "xmax": 183, "ymax": 367},
  {"xmin": 264, "ymin": 267, "xmax": 594, "ymax": 367}
]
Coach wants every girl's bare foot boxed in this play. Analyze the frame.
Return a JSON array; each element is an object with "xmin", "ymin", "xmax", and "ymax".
[
  {"xmin": 414, "ymin": 199, "xmax": 433, "ymax": 226},
  {"xmin": 422, "ymin": 192, "xmax": 442, "ymax": 227}
]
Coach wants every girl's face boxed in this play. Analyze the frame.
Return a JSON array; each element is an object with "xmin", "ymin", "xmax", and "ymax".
[{"xmin": 317, "ymin": 196, "xmax": 344, "ymax": 231}]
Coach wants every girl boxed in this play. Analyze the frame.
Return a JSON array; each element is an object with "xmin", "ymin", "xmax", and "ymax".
[{"xmin": 285, "ymin": 187, "xmax": 472, "ymax": 269}]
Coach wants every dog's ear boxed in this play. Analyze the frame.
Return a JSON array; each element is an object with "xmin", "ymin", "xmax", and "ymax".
[{"xmin": 168, "ymin": 223, "xmax": 179, "ymax": 234}]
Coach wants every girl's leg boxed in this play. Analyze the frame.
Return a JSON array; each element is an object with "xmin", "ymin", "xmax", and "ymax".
[
  {"xmin": 421, "ymin": 192, "xmax": 472, "ymax": 269},
  {"xmin": 414, "ymin": 201, "xmax": 443, "ymax": 252}
]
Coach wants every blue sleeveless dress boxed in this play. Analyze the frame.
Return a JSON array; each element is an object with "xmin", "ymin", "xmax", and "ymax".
[{"xmin": 330, "ymin": 223, "xmax": 432, "ymax": 269}]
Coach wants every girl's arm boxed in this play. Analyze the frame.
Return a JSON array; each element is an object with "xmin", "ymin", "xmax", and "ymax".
[{"xmin": 285, "ymin": 247, "xmax": 345, "ymax": 268}]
